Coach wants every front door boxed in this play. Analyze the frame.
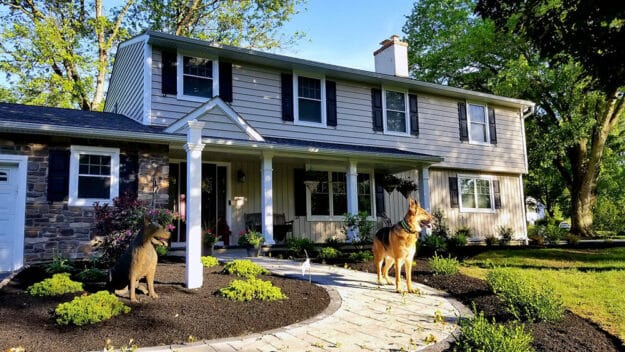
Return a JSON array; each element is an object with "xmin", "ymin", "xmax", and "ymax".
[
  {"xmin": 169, "ymin": 162, "xmax": 229, "ymax": 247},
  {"xmin": 0, "ymin": 161, "xmax": 26, "ymax": 272}
]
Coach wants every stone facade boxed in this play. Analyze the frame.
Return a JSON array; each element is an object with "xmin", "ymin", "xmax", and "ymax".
[{"xmin": 0, "ymin": 136, "xmax": 169, "ymax": 263}]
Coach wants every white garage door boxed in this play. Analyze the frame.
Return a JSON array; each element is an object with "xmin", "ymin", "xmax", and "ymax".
[{"xmin": 0, "ymin": 163, "xmax": 24, "ymax": 272}]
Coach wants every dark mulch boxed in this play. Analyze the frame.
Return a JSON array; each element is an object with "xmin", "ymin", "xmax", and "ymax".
[
  {"xmin": 0, "ymin": 259, "xmax": 330, "ymax": 352},
  {"xmin": 347, "ymin": 259, "xmax": 625, "ymax": 352}
]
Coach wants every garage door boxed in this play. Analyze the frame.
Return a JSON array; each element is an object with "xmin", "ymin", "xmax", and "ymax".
[{"xmin": 0, "ymin": 164, "xmax": 23, "ymax": 272}]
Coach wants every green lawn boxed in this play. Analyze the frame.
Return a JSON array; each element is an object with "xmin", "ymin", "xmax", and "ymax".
[{"xmin": 460, "ymin": 247, "xmax": 625, "ymax": 343}]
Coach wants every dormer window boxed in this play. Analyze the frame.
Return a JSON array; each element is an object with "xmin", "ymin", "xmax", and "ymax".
[
  {"xmin": 293, "ymin": 74, "xmax": 326, "ymax": 126},
  {"xmin": 182, "ymin": 57, "xmax": 213, "ymax": 98}
]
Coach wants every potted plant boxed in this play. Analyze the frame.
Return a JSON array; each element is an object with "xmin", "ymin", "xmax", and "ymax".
[
  {"xmin": 383, "ymin": 174, "xmax": 402, "ymax": 193},
  {"xmin": 397, "ymin": 179, "xmax": 418, "ymax": 198},
  {"xmin": 303, "ymin": 170, "xmax": 321, "ymax": 193},
  {"xmin": 203, "ymin": 227, "xmax": 219, "ymax": 255},
  {"xmin": 238, "ymin": 230, "xmax": 264, "ymax": 257}
]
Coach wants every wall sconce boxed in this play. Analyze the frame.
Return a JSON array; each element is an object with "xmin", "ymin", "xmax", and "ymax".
[{"xmin": 237, "ymin": 169, "xmax": 246, "ymax": 183}]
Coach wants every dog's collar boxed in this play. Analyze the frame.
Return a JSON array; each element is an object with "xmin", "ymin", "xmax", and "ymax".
[{"xmin": 399, "ymin": 219, "xmax": 418, "ymax": 234}]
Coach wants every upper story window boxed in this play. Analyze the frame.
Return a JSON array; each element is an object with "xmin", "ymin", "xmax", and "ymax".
[
  {"xmin": 294, "ymin": 74, "xmax": 326, "ymax": 126},
  {"xmin": 176, "ymin": 53, "xmax": 219, "ymax": 102},
  {"xmin": 69, "ymin": 146, "xmax": 119, "ymax": 206},
  {"xmin": 468, "ymin": 103, "xmax": 489, "ymax": 144},
  {"xmin": 384, "ymin": 89, "xmax": 409, "ymax": 134},
  {"xmin": 458, "ymin": 175, "xmax": 494, "ymax": 212}
]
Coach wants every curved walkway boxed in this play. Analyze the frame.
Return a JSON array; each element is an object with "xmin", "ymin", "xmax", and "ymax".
[{"xmin": 142, "ymin": 251, "xmax": 471, "ymax": 352}]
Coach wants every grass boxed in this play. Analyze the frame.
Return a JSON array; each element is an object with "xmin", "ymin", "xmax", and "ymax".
[{"xmin": 461, "ymin": 247, "xmax": 625, "ymax": 342}]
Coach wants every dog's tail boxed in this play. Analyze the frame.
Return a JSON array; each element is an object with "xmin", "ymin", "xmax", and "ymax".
[{"xmin": 374, "ymin": 227, "xmax": 392, "ymax": 249}]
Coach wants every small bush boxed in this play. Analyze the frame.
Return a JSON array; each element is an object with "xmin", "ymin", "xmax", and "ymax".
[
  {"xmin": 76, "ymin": 267, "xmax": 108, "ymax": 282},
  {"xmin": 431, "ymin": 209, "xmax": 451, "ymax": 238},
  {"xmin": 484, "ymin": 234, "xmax": 498, "ymax": 247},
  {"xmin": 54, "ymin": 291, "xmax": 131, "ymax": 326},
  {"xmin": 544, "ymin": 224, "xmax": 565, "ymax": 244},
  {"xmin": 324, "ymin": 236, "xmax": 344, "ymax": 249},
  {"xmin": 348, "ymin": 251, "xmax": 374, "ymax": 262},
  {"xmin": 527, "ymin": 225, "xmax": 545, "ymax": 246},
  {"xmin": 45, "ymin": 255, "xmax": 75, "ymax": 274},
  {"xmin": 219, "ymin": 277, "xmax": 287, "ymax": 301},
  {"xmin": 27, "ymin": 273, "xmax": 84, "ymax": 296},
  {"xmin": 222, "ymin": 259, "xmax": 268, "ymax": 278},
  {"xmin": 286, "ymin": 237, "xmax": 317, "ymax": 257},
  {"xmin": 155, "ymin": 244, "xmax": 168, "ymax": 256},
  {"xmin": 498, "ymin": 226, "xmax": 514, "ymax": 245},
  {"xmin": 429, "ymin": 253, "xmax": 460, "ymax": 275},
  {"xmin": 565, "ymin": 233, "xmax": 580, "ymax": 245},
  {"xmin": 201, "ymin": 256, "xmax": 219, "ymax": 268},
  {"xmin": 421, "ymin": 234, "xmax": 448, "ymax": 253},
  {"xmin": 454, "ymin": 310, "xmax": 534, "ymax": 352},
  {"xmin": 487, "ymin": 267, "xmax": 564, "ymax": 323},
  {"xmin": 318, "ymin": 247, "xmax": 341, "ymax": 260},
  {"xmin": 447, "ymin": 233, "xmax": 468, "ymax": 251}
]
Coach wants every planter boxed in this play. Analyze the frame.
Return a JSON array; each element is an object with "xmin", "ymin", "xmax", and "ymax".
[
  {"xmin": 304, "ymin": 180, "xmax": 320, "ymax": 193},
  {"xmin": 203, "ymin": 244, "xmax": 215, "ymax": 256},
  {"xmin": 246, "ymin": 246, "xmax": 261, "ymax": 257}
]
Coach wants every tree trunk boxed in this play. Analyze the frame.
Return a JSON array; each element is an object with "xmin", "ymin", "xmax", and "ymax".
[{"xmin": 570, "ymin": 183, "xmax": 595, "ymax": 237}]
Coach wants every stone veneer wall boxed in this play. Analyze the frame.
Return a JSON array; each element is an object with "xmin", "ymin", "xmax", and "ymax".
[{"xmin": 0, "ymin": 138, "xmax": 169, "ymax": 264}]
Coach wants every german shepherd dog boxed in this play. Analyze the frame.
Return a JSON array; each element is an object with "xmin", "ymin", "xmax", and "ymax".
[
  {"xmin": 107, "ymin": 217, "xmax": 171, "ymax": 302},
  {"xmin": 373, "ymin": 197, "xmax": 432, "ymax": 293}
]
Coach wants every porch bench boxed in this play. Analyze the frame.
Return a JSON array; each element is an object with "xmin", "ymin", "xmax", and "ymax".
[{"xmin": 244, "ymin": 213, "xmax": 293, "ymax": 243}]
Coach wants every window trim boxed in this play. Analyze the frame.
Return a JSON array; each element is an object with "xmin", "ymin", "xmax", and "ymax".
[
  {"xmin": 306, "ymin": 167, "xmax": 375, "ymax": 221},
  {"xmin": 293, "ymin": 72, "xmax": 327, "ymax": 127},
  {"xmin": 457, "ymin": 174, "xmax": 496, "ymax": 213},
  {"xmin": 68, "ymin": 145, "xmax": 119, "ymax": 206},
  {"xmin": 176, "ymin": 52, "xmax": 219, "ymax": 102},
  {"xmin": 467, "ymin": 101, "xmax": 491, "ymax": 145},
  {"xmin": 382, "ymin": 87, "xmax": 411, "ymax": 136}
]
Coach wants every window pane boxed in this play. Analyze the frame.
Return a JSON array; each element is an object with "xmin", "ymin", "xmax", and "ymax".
[
  {"xmin": 469, "ymin": 104, "xmax": 486, "ymax": 123},
  {"xmin": 183, "ymin": 57, "xmax": 212, "ymax": 77},
  {"xmin": 183, "ymin": 76, "xmax": 212, "ymax": 97},
  {"xmin": 387, "ymin": 111, "xmax": 406, "ymax": 132},
  {"xmin": 357, "ymin": 174, "xmax": 372, "ymax": 216},
  {"xmin": 386, "ymin": 91, "xmax": 405, "ymax": 111},
  {"xmin": 311, "ymin": 194, "xmax": 329, "ymax": 215},
  {"xmin": 298, "ymin": 98, "xmax": 322, "ymax": 123},
  {"xmin": 460, "ymin": 178, "xmax": 476, "ymax": 208},
  {"xmin": 476, "ymin": 179, "xmax": 492, "ymax": 209},
  {"xmin": 470, "ymin": 122, "xmax": 487, "ymax": 142},
  {"xmin": 477, "ymin": 194, "xmax": 491, "ymax": 208},
  {"xmin": 298, "ymin": 77, "xmax": 321, "ymax": 99},
  {"xmin": 78, "ymin": 176, "xmax": 110, "ymax": 199},
  {"xmin": 332, "ymin": 172, "xmax": 347, "ymax": 216}
]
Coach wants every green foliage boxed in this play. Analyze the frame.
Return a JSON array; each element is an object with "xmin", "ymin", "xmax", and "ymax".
[
  {"xmin": 454, "ymin": 310, "xmax": 534, "ymax": 352},
  {"xmin": 487, "ymin": 267, "xmax": 564, "ymax": 323},
  {"xmin": 201, "ymin": 256, "xmax": 219, "ymax": 268},
  {"xmin": 45, "ymin": 254, "xmax": 75, "ymax": 274},
  {"xmin": 342, "ymin": 212, "xmax": 376, "ymax": 249},
  {"xmin": 155, "ymin": 244, "xmax": 168, "ymax": 256},
  {"xmin": 219, "ymin": 277, "xmax": 287, "ymax": 302},
  {"xmin": 429, "ymin": 253, "xmax": 460, "ymax": 275},
  {"xmin": 448, "ymin": 232, "xmax": 468, "ymax": 250},
  {"xmin": 526, "ymin": 226, "xmax": 545, "ymax": 246},
  {"xmin": 593, "ymin": 194, "xmax": 625, "ymax": 234},
  {"xmin": 76, "ymin": 267, "xmax": 107, "ymax": 282},
  {"xmin": 318, "ymin": 247, "xmax": 341, "ymax": 260},
  {"xmin": 543, "ymin": 224, "xmax": 565, "ymax": 244},
  {"xmin": 222, "ymin": 259, "xmax": 268, "ymax": 278},
  {"xmin": 348, "ymin": 251, "xmax": 374, "ymax": 263},
  {"xmin": 285, "ymin": 237, "xmax": 317, "ymax": 257},
  {"xmin": 431, "ymin": 209, "xmax": 451, "ymax": 238},
  {"xmin": 565, "ymin": 233, "xmax": 580, "ymax": 245},
  {"xmin": 27, "ymin": 273, "xmax": 84, "ymax": 296},
  {"xmin": 497, "ymin": 226, "xmax": 514, "ymax": 245},
  {"xmin": 324, "ymin": 236, "xmax": 344, "ymax": 249},
  {"xmin": 421, "ymin": 234, "xmax": 448, "ymax": 253},
  {"xmin": 238, "ymin": 231, "xmax": 264, "ymax": 248},
  {"xmin": 54, "ymin": 291, "xmax": 131, "ymax": 326},
  {"xmin": 484, "ymin": 234, "xmax": 498, "ymax": 247}
]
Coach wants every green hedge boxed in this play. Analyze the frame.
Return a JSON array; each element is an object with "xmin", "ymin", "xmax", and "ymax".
[
  {"xmin": 27, "ymin": 273, "xmax": 84, "ymax": 296},
  {"xmin": 219, "ymin": 277, "xmax": 287, "ymax": 302},
  {"xmin": 55, "ymin": 291, "xmax": 131, "ymax": 326}
]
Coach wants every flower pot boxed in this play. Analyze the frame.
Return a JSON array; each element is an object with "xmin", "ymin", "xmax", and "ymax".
[
  {"xmin": 246, "ymin": 246, "xmax": 261, "ymax": 257},
  {"xmin": 203, "ymin": 244, "xmax": 215, "ymax": 256}
]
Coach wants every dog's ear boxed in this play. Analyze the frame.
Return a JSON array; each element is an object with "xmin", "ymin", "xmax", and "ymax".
[{"xmin": 144, "ymin": 215, "xmax": 150, "ymax": 227}]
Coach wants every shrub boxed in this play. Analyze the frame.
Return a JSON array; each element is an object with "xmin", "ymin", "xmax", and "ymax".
[
  {"xmin": 527, "ymin": 225, "xmax": 545, "ymax": 246},
  {"xmin": 348, "ymin": 251, "xmax": 374, "ymax": 262},
  {"xmin": 454, "ymin": 310, "xmax": 534, "ymax": 352},
  {"xmin": 237, "ymin": 230, "xmax": 264, "ymax": 248},
  {"xmin": 429, "ymin": 253, "xmax": 460, "ymax": 275},
  {"xmin": 565, "ymin": 233, "xmax": 580, "ymax": 245},
  {"xmin": 544, "ymin": 224, "xmax": 565, "ymax": 244},
  {"xmin": 45, "ymin": 254, "xmax": 75, "ymax": 274},
  {"xmin": 342, "ymin": 212, "xmax": 375, "ymax": 249},
  {"xmin": 431, "ymin": 209, "xmax": 451, "ymax": 238},
  {"xmin": 447, "ymin": 233, "xmax": 468, "ymax": 251},
  {"xmin": 155, "ymin": 244, "xmax": 168, "ymax": 256},
  {"xmin": 222, "ymin": 259, "xmax": 268, "ymax": 278},
  {"xmin": 498, "ymin": 226, "xmax": 514, "ymax": 245},
  {"xmin": 484, "ymin": 234, "xmax": 498, "ymax": 247},
  {"xmin": 54, "ymin": 291, "xmax": 131, "ymax": 326},
  {"xmin": 421, "ymin": 234, "xmax": 447, "ymax": 253},
  {"xmin": 27, "ymin": 273, "xmax": 84, "ymax": 296},
  {"xmin": 201, "ymin": 256, "xmax": 219, "ymax": 268},
  {"xmin": 486, "ymin": 267, "xmax": 564, "ymax": 323},
  {"xmin": 76, "ymin": 267, "xmax": 107, "ymax": 282},
  {"xmin": 286, "ymin": 237, "xmax": 317, "ymax": 257},
  {"xmin": 219, "ymin": 277, "xmax": 287, "ymax": 301},
  {"xmin": 324, "ymin": 236, "xmax": 344, "ymax": 249},
  {"xmin": 318, "ymin": 247, "xmax": 341, "ymax": 260}
]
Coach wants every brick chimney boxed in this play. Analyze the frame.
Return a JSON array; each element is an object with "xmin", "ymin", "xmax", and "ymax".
[{"xmin": 373, "ymin": 35, "xmax": 409, "ymax": 77}]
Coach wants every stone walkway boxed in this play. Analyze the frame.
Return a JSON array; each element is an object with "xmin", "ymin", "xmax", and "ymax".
[{"xmin": 140, "ymin": 250, "xmax": 470, "ymax": 352}]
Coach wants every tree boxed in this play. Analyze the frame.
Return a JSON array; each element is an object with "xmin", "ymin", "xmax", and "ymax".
[
  {"xmin": 0, "ymin": 0, "xmax": 304, "ymax": 111},
  {"xmin": 403, "ymin": 0, "xmax": 625, "ymax": 236}
]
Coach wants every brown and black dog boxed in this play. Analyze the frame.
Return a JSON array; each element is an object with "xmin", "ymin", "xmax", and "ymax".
[
  {"xmin": 107, "ymin": 217, "xmax": 171, "ymax": 302},
  {"xmin": 373, "ymin": 197, "xmax": 432, "ymax": 293}
]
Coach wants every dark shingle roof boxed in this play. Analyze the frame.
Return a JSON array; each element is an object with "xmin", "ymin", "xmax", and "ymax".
[{"xmin": 0, "ymin": 103, "xmax": 164, "ymax": 134}]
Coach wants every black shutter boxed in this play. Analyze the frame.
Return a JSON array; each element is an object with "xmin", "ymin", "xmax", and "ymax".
[
  {"xmin": 281, "ymin": 73, "xmax": 294, "ymax": 121},
  {"xmin": 294, "ymin": 168, "xmax": 306, "ymax": 216},
  {"xmin": 449, "ymin": 176, "xmax": 459, "ymax": 208},
  {"xmin": 119, "ymin": 152, "xmax": 138, "ymax": 197},
  {"xmin": 326, "ymin": 80, "xmax": 337, "ymax": 127},
  {"xmin": 409, "ymin": 93, "xmax": 419, "ymax": 136},
  {"xmin": 488, "ymin": 106, "xmax": 497, "ymax": 145},
  {"xmin": 371, "ymin": 88, "xmax": 383, "ymax": 131},
  {"xmin": 458, "ymin": 102, "xmax": 469, "ymax": 141},
  {"xmin": 493, "ymin": 180, "xmax": 502, "ymax": 209},
  {"xmin": 219, "ymin": 61, "xmax": 233, "ymax": 102},
  {"xmin": 47, "ymin": 149, "xmax": 70, "ymax": 202},
  {"xmin": 161, "ymin": 50, "xmax": 177, "ymax": 95},
  {"xmin": 375, "ymin": 172, "xmax": 386, "ymax": 216}
]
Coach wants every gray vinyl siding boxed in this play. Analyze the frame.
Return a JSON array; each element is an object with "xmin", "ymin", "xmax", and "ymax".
[
  {"xmin": 150, "ymin": 48, "xmax": 527, "ymax": 174},
  {"xmin": 104, "ymin": 41, "xmax": 144, "ymax": 122}
]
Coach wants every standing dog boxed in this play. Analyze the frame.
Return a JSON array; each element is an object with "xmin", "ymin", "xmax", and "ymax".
[
  {"xmin": 372, "ymin": 197, "xmax": 432, "ymax": 293},
  {"xmin": 107, "ymin": 217, "xmax": 171, "ymax": 302}
]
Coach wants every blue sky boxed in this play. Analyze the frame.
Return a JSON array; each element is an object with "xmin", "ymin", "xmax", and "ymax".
[{"xmin": 276, "ymin": 0, "xmax": 415, "ymax": 71}]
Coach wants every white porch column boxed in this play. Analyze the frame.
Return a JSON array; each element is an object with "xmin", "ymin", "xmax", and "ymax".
[
  {"xmin": 261, "ymin": 152, "xmax": 275, "ymax": 245},
  {"xmin": 184, "ymin": 120, "xmax": 205, "ymax": 289},
  {"xmin": 346, "ymin": 160, "xmax": 359, "ymax": 241},
  {"xmin": 418, "ymin": 166, "xmax": 431, "ymax": 237}
]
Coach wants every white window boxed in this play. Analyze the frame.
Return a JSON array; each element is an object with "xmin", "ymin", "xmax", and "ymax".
[
  {"xmin": 307, "ymin": 170, "xmax": 374, "ymax": 219},
  {"xmin": 68, "ymin": 146, "xmax": 119, "ymax": 206},
  {"xmin": 458, "ymin": 175, "xmax": 494, "ymax": 212},
  {"xmin": 383, "ymin": 88, "xmax": 410, "ymax": 135},
  {"xmin": 294, "ymin": 74, "xmax": 326, "ymax": 126},
  {"xmin": 467, "ymin": 102, "xmax": 490, "ymax": 144},
  {"xmin": 177, "ymin": 54, "xmax": 219, "ymax": 102}
]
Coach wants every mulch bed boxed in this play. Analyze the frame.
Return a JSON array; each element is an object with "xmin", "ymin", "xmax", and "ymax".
[{"xmin": 0, "ymin": 258, "xmax": 330, "ymax": 352}]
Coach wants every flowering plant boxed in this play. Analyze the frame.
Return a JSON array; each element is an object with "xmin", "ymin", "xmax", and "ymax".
[
  {"xmin": 237, "ymin": 230, "xmax": 264, "ymax": 248},
  {"xmin": 203, "ymin": 228, "xmax": 219, "ymax": 246},
  {"xmin": 147, "ymin": 208, "xmax": 182, "ymax": 232}
]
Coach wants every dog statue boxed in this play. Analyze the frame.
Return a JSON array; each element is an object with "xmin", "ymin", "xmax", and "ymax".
[
  {"xmin": 372, "ymin": 197, "xmax": 432, "ymax": 293},
  {"xmin": 107, "ymin": 216, "xmax": 171, "ymax": 302}
]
